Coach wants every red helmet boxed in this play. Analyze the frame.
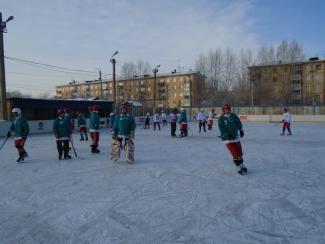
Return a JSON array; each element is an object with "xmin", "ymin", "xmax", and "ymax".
[
  {"xmin": 92, "ymin": 105, "xmax": 99, "ymax": 111},
  {"xmin": 222, "ymin": 104, "xmax": 231, "ymax": 110},
  {"xmin": 121, "ymin": 101, "xmax": 130, "ymax": 108},
  {"xmin": 58, "ymin": 109, "xmax": 64, "ymax": 114}
]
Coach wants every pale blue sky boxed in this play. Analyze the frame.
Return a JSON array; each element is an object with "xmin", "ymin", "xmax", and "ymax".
[{"xmin": 1, "ymin": 0, "xmax": 325, "ymax": 95}]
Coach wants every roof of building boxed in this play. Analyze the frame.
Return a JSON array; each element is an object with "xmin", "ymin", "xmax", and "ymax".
[
  {"xmin": 249, "ymin": 57, "xmax": 325, "ymax": 69},
  {"xmin": 56, "ymin": 71, "xmax": 205, "ymax": 88},
  {"xmin": 7, "ymin": 96, "xmax": 114, "ymax": 103}
]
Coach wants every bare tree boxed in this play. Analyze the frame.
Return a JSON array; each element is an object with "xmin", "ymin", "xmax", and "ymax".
[
  {"xmin": 143, "ymin": 61, "xmax": 152, "ymax": 75},
  {"xmin": 289, "ymin": 40, "xmax": 304, "ymax": 62},
  {"xmin": 121, "ymin": 60, "xmax": 152, "ymax": 78},
  {"xmin": 208, "ymin": 49, "xmax": 223, "ymax": 91},
  {"xmin": 233, "ymin": 49, "xmax": 253, "ymax": 105},
  {"xmin": 7, "ymin": 90, "xmax": 32, "ymax": 98},
  {"xmin": 35, "ymin": 92, "xmax": 55, "ymax": 99},
  {"xmin": 222, "ymin": 48, "xmax": 236, "ymax": 92},
  {"xmin": 120, "ymin": 62, "xmax": 137, "ymax": 79},
  {"xmin": 277, "ymin": 39, "xmax": 290, "ymax": 63}
]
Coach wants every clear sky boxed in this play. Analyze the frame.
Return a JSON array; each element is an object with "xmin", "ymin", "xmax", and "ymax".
[{"xmin": 1, "ymin": 0, "xmax": 325, "ymax": 96}]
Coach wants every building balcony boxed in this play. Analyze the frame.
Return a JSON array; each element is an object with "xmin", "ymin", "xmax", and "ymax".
[
  {"xmin": 291, "ymin": 80, "xmax": 301, "ymax": 84},
  {"xmin": 291, "ymin": 89, "xmax": 301, "ymax": 93}
]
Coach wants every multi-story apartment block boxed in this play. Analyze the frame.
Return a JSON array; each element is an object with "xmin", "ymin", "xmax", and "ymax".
[
  {"xmin": 56, "ymin": 72, "xmax": 206, "ymax": 110},
  {"xmin": 249, "ymin": 58, "xmax": 325, "ymax": 105}
]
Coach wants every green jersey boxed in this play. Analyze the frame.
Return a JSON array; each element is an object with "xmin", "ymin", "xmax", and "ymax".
[
  {"xmin": 9, "ymin": 115, "xmax": 30, "ymax": 139},
  {"xmin": 53, "ymin": 116, "xmax": 72, "ymax": 140},
  {"xmin": 218, "ymin": 113, "xmax": 242, "ymax": 142},
  {"xmin": 112, "ymin": 113, "xmax": 136, "ymax": 138}
]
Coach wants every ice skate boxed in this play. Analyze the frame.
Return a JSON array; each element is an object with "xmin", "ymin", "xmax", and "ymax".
[{"xmin": 17, "ymin": 156, "xmax": 24, "ymax": 163}]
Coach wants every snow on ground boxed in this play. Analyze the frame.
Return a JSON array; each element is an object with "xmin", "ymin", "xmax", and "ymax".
[{"xmin": 0, "ymin": 122, "xmax": 325, "ymax": 244}]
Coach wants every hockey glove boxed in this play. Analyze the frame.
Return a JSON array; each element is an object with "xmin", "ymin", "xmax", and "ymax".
[
  {"xmin": 6, "ymin": 131, "xmax": 11, "ymax": 138},
  {"xmin": 129, "ymin": 133, "xmax": 135, "ymax": 139},
  {"xmin": 240, "ymin": 130, "xmax": 244, "ymax": 138},
  {"xmin": 55, "ymin": 134, "xmax": 59, "ymax": 139},
  {"xmin": 95, "ymin": 125, "xmax": 99, "ymax": 130},
  {"xmin": 112, "ymin": 134, "xmax": 117, "ymax": 140}
]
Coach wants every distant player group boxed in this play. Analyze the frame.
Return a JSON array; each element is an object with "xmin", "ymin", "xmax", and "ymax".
[{"xmin": 3, "ymin": 103, "xmax": 292, "ymax": 175}]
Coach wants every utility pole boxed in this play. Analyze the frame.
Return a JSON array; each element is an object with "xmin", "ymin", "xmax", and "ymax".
[
  {"xmin": 0, "ymin": 13, "xmax": 14, "ymax": 121},
  {"xmin": 187, "ymin": 72, "xmax": 192, "ymax": 121},
  {"xmin": 110, "ymin": 51, "xmax": 118, "ymax": 108},
  {"xmin": 152, "ymin": 65, "xmax": 160, "ymax": 113}
]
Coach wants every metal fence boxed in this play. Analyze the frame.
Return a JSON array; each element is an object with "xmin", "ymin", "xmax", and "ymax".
[{"xmin": 189, "ymin": 105, "xmax": 325, "ymax": 115}]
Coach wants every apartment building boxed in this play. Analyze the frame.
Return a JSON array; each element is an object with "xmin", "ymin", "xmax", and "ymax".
[
  {"xmin": 56, "ymin": 72, "xmax": 206, "ymax": 110},
  {"xmin": 249, "ymin": 58, "xmax": 325, "ymax": 105}
]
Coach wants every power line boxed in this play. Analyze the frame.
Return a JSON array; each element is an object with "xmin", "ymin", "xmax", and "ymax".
[
  {"xmin": 5, "ymin": 56, "xmax": 99, "ymax": 74},
  {"xmin": 8, "ymin": 81, "xmax": 57, "ymax": 90},
  {"xmin": 5, "ymin": 56, "xmax": 113, "ymax": 76},
  {"xmin": 7, "ymin": 71, "xmax": 95, "ymax": 78}
]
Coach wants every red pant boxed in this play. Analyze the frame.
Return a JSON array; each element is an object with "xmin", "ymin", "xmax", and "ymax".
[
  {"xmin": 226, "ymin": 142, "xmax": 243, "ymax": 159},
  {"xmin": 180, "ymin": 124, "xmax": 188, "ymax": 130},
  {"xmin": 90, "ymin": 132, "xmax": 99, "ymax": 145},
  {"xmin": 79, "ymin": 127, "xmax": 87, "ymax": 133},
  {"xmin": 15, "ymin": 138, "xmax": 25, "ymax": 148},
  {"xmin": 283, "ymin": 122, "xmax": 290, "ymax": 129}
]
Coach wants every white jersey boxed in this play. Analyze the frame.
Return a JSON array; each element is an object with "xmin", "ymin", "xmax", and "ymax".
[
  {"xmin": 154, "ymin": 113, "xmax": 160, "ymax": 122},
  {"xmin": 282, "ymin": 112, "xmax": 291, "ymax": 123},
  {"xmin": 197, "ymin": 112, "xmax": 206, "ymax": 121},
  {"xmin": 208, "ymin": 112, "xmax": 213, "ymax": 120},
  {"xmin": 161, "ymin": 112, "xmax": 167, "ymax": 120}
]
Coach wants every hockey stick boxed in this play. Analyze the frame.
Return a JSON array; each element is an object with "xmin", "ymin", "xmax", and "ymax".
[
  {"xmin": 70, "ymin": 139, "xmax": 78, "ymax": 158},
  {"xmin": 0, "ymin": 137, "xmax": 9, "ymax": 151}
]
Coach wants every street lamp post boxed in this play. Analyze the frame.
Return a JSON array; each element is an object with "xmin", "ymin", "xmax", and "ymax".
[
  {"xmin": 97, "ymin": 68, "xmax": 103, "ymax": 99},
  {"xmin": 110, "ymin": 51, "xmax": 118, "ymax": 107},
  {"xmin": 152, "ymin": 65, "xmax": 160, "ymax": 113},
  {"xmin": 0, "ymin": 13, "xmax": 14, "ymax": 120}
]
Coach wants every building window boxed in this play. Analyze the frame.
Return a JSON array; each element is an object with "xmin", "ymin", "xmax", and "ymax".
[
  {"xmin": 305, "ymin": 75, "xmax": 311, "ymax": 81},
  {"xmin": 306, "ymin": 65, "xmax": 312, "ymax": 71},
  {"xmin": 316, "ymin": 64, "xmax": 321, "ymax": 70},
  {"xmin": 315, "ymin": 83, "xmax": 321, "ymax": 91},
  {"xmin": 315, "ymin": 75, "xmax": 322, "ymax": 81}
]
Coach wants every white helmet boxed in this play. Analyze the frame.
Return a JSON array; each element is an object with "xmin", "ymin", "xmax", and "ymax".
[{"xmin": 12, "ymin": 107, "xmax": 22, "ymax": 115}]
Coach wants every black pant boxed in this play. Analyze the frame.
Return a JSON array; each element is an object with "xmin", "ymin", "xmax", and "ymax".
[
  {"xmin": 56, "ymin": 140, "xmax": 69, "ymax": 157},
  {"xmin": 199, "ymin": 121, "xmax": 206, "ymax": 132},
  {"xmin": 171, "ymin": 122, "xmax": 176, "ymax": 136},
  {"xmin": 144, "ymin": 119, "xmax": 150, "ymax": 129}
]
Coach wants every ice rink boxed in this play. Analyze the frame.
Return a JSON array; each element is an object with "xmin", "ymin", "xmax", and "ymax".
[{"xmin": 0, "ymin": 122, "xmax": 325, "ymax": 244}]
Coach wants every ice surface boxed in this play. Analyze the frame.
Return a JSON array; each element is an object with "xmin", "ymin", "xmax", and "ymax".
[{"xmin": 0, "ymin": 122, "xmax": 325, "ymax": 244}]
